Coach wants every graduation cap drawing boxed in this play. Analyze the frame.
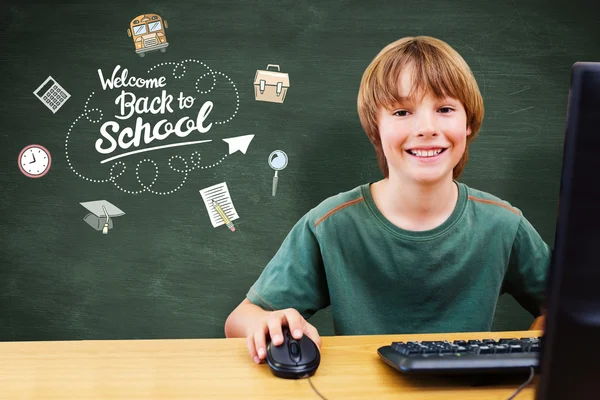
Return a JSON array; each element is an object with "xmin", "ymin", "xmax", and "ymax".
[{"xmin": 80, "ymin": 200, "xmax": 125, "ymax": 234}]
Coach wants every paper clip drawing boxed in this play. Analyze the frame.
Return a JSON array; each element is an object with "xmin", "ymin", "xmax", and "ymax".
[
  {"xmin": 33, "ymin": 76, "xmax": 70, "ymax": 114},
  {"xmin": 268, "ymin": 150, "xmax": 288, "ymax": 196},
  {"xmin": 199, "ymin": 182, "xmax": 239, "ymax": 231},
  {"xmin": 127, "ymin": 14, "xmax": 169, "ymax": 57},
  {"xmin": 80, "ymin": 200, "xmax": 125, "ymax": 234},
  {"xmin": 254, "ymin": 64, "xmax": 290, "ymax": 103}
]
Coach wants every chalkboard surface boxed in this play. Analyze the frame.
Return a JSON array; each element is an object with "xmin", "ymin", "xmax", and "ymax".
[{"xmin": 0, "ymin": 1, "xmax": 598, "ymax": 341}]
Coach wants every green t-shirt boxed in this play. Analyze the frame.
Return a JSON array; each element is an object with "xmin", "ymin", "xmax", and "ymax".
[{"xmin": 247, "ymin": 181, "xmax": 551, "ymax": 335}]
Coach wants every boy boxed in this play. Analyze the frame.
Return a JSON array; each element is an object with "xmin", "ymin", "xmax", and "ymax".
[{"xmin": 224, "ymin": 36, "xmax": 550, "ymax": 365}]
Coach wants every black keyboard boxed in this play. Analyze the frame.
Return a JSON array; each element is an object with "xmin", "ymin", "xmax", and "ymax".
[{"xmin": 377, "ymin": 337, "xmax": 541, "ymax": 374}]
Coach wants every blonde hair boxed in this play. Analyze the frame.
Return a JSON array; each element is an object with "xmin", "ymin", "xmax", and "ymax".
[{"xmin": 357, "ymin": 36, "xmax": 484, "ymax": 179}]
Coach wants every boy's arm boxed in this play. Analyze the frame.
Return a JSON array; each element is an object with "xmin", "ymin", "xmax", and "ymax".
[
  {"xmin": 224, "ymin": 298, "xmax": 270, "ymax": 338},
  {"xmin": 503, "ymin": 214, "xmax": 552, "ymax": 328},
  {"xmin": 529, "ymin": 310, "xmax": 546, "ymax": 330},
  {"xmin": 224, "ymin": 210, "xmax": 329, "ymax": 339}
]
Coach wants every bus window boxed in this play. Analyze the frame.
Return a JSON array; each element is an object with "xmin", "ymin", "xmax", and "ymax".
[
  {"xmin": 148, "ymin": 21, "xmax": 162, "ymax": 33},
  {"xmin": 132, "ymin": 24, "xmax": 147, "ymax": 35}
]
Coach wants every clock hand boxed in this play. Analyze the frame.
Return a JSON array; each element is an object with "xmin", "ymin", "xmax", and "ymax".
[{"xmin": 30, "ymin": 153, "xmax": 36, "ymax": 164}]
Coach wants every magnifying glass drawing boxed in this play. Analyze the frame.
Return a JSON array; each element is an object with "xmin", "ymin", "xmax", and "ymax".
[{"xmin": 268, "ymin": 150, "xmax": 288, "ymax": 196}]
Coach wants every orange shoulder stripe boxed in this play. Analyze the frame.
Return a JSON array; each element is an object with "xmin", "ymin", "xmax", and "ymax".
[
  {"xmin": 314, "ymin": 197, "xmax": 364, "ymax": 227},
  {"xmin": 467, "ymin": 195, "xmax": 521, "ymax": 215}
]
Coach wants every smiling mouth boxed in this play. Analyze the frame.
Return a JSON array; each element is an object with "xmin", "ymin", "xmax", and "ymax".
[{"xmin": 405, "ymin": 148, "xmax": 448, "ymax": 158}]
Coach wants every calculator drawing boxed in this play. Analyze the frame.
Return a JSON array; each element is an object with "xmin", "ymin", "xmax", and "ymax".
[{"xmin": 33, "ymin": 76, "xmax": 71, "ymax": 114}]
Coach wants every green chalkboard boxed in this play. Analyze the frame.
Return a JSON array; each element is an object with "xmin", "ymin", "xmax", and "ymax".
[{"xmin": 0, "ymin": 1, "xmax": 598, "ymax": 341}]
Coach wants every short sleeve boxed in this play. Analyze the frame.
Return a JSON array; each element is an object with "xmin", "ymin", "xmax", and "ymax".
[
  {"xmin": 502, "ymin": 215, "xmax": 552, "ymax": 317},
  {"xmin": 246, "ymin": 211, "xmax": 330, "ymax": 320}
]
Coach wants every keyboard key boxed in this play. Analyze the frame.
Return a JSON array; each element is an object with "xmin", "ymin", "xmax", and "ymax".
[
  {"xmin": 391, "ymin": 342, "xmax": 406, "ymax": 352},
  {"xmin": 520, "ymin": 337, "xmax": 541, "ymax": 345},
  {"xmin": 467, "ymin": 345, "xmax": 480, "ymax": 353},
  {"xmin": 510, "ymin": 345, "xmax": 523, "ymax": 353},
  {"xmin": 479, "ymin": 345, "xmax": 493, "ymax": 354},
  {"xmin": 494, "ymin": 345, "xmax": 509, "ymax": 353}
]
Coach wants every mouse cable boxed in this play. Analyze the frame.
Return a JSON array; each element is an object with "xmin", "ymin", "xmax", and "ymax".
[
  {"xmin": 307, "ymin": 376, "xmax": 328, "ymax": 400},
  {"xmin": 506, "ymin": 366, "xmax": 535, "ymax": 400}
]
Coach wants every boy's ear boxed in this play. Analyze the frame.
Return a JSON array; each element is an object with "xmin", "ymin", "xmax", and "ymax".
[{"xmin": 466, "ymin": 125, "xmax": 472, "ymax": 136}]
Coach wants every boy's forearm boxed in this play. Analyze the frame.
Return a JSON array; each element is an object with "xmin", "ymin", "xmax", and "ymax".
[
  {"xmin": 529, "ymin": 306, "xmax": 546, "ymax": 331},
  {"xmin": 224, "ymin": 302, "xmax": 271, "ymax": 338},
  {"xmin": 529, "ymin": 314, "xmax": 545, "ymax": 330}
]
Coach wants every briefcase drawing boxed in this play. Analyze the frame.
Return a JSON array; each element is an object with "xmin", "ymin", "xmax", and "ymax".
[{"xmin": 254, "ymin": 64, "xmax": 290, "ymax": 103}]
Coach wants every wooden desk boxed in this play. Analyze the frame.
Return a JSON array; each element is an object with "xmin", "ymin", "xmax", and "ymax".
[{"xmin": 0, "ymin": 330, "xmax": 542, "ymax": 399}]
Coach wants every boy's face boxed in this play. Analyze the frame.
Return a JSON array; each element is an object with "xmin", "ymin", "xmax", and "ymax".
[{"xmin": 377, "ymin": 64, "xmax": 471, "ymax": 185}]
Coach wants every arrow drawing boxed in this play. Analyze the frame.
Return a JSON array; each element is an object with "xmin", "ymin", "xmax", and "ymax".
[{"xmin": 222, "ymin": 135, "xmax": 254, "ymax": 155}]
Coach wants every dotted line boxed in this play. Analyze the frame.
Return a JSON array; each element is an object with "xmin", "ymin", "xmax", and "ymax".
[
  {"xmin": 65, "ymin": 92, "xmax": 112, "ymax": 184},
  {"xmin": 139, "ymin": 159, "xmax": 184, "ymax": 196},
  {"xmin": 106, "ymin": 153, "xmax": 228, "ymax": 196},
  {"xmin": 150, "ymin": 59, "xmax": 240, "ymax": 125},
  {"xmin": 195, "ymin": 153, "xmax": 228, "ymax": 171},
  {"xmin": 85, "ymin": 108, "xmax": 103, "ymax": 124},
  {"xmin": 168, "ymin": 153, "xmax": 229, "ymax": 173},
  {"xmin": 83, "ymin": 93, "xmax": 92, "ymax": 112},
  {"xmin": 210, "ymin": 70, "xmax": 239, "ymax": 125},
  {"xmin": 190, "ymin": 150, "xmax": 202, "ymax": 169},
  {"xmin": 173, "ymin": 63, "xmax": 186, "ymax": 79},
  {"xmin": 183, "ymin": 59, "xmax": 239, "ymax": 124},
  {"xmin": 147, "ymin": 61, "xmax": 180, "ymax": 74},
  {"xmin": 195, "ymin": 72, "xmax": 216, "ymax": 94},
  {"xmin": 83, "ymin": 91, "xmax": 103, "ymax": 123},
  {"xmin": 109, "ymin": 162, "xmax": 126, "ymax": 180}
]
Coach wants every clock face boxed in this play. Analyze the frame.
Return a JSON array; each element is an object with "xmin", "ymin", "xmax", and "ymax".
[{"xmin": 18, "ymin": 145, "xmax": 51, "ymax": 178}]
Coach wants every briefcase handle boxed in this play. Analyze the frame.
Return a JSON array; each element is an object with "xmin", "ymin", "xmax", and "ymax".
[{"xmin": 266, "ymin": 64, "xmax": 280, "ymax": 71}]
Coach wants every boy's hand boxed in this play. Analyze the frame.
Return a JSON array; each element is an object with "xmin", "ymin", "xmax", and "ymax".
[{"xmin": 246, "ymin": 308, "xmax": 322, "ymax": 364}]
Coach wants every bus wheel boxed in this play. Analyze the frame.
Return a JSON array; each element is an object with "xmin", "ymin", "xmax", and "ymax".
[
  {"xmin": 139, "ymin": 53, "xmax": 145, "ymax": 58},
  {"xmin": 160, "ymin": 48, "xmax": 166, "ymax": 53}
]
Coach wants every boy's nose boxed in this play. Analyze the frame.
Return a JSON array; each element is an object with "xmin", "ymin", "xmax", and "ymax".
[{"xmin": 415, "ymin": 113, "xmax": 438, "ymax": 137}]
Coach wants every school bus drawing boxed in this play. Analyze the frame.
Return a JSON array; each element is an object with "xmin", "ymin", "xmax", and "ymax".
[{"xmin": 127, "ymin": 14, "xmax": 169, "ymax": 57}]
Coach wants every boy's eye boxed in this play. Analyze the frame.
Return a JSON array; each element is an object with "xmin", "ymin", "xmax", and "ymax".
[{"xmin": 393, "ymin": 107, "xmax": 454, "ymax": 116}]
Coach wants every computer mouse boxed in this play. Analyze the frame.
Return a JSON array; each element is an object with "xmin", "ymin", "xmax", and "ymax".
[{"xmin": 266, "ymin": 326, "xmax": 321, "ymax": 379}]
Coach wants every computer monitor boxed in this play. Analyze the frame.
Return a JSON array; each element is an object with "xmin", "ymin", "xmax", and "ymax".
[{"xmin": 536, "ymin": 62, "xmax": 600, "ymax": 399}]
